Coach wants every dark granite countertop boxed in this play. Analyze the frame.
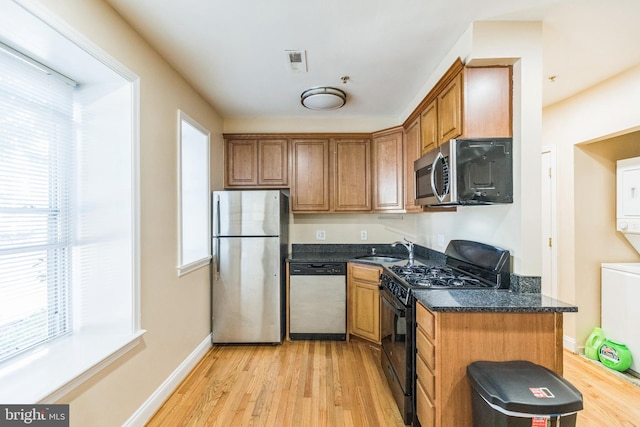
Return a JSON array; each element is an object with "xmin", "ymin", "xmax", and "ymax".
[{"xmin": 413, "ymin": 289, "xmax": 578, "ymax": 313}]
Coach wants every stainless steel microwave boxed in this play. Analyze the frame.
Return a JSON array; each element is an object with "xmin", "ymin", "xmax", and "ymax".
[{"xmin": 414, "ymin": 137, "xmax": 513, "ymax": 206}]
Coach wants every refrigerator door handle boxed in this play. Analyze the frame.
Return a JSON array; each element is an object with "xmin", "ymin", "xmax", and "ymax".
[
  {"xmin": 215, "ymin": 238, "xmax": 220, "ymax": 280},
  {"xmin": 214, "ymin": 194, "xmax": 221, "ymax": 280}
]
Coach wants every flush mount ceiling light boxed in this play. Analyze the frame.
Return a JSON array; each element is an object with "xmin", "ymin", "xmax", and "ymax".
[{"xmin": 300, "ymin": 86, "xmax": 346, "ymax": 110}]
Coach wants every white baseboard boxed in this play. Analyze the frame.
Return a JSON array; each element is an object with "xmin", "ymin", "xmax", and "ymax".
[
  {"xmin": 123, "ymin": 334, "xmax": 212, "ymax": 427},
  {"xmin": 563, "ymin": 334, "xmax": 578, "ymax": 354}
]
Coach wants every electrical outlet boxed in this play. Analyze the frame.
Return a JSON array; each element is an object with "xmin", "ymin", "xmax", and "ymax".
[
  {"xmin": 315, "ymin": 230, "xmax": 326, "ymax": 240},
  {"xmin": 360, "ymin": 230, "xmax": 368, "ymax": 241},
  {"xmin": 437, "ymin": 234, "xmax": 445, "ymax": 248}
]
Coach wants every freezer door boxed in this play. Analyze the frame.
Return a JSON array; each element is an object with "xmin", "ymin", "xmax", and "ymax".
[
  {"xmin": 213, "ymin": 190, "xmax": 281, "ymax": 237},
  {"xmin": 212, "ymin": 236, "xmax": 282, "ymax": 343}
]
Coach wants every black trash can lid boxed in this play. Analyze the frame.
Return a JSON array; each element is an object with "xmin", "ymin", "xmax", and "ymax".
[{"xmin": 467, "ymin": 360, "xmax": 583, "ymax": 415}]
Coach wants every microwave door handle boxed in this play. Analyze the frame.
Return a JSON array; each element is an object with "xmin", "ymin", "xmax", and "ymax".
[{"xmin": 430, "ymin": 152, "xmax": 443, "ymax": 201}]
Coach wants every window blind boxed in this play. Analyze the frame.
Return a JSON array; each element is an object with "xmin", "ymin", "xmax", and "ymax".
[{"xmin": 0, "ymin": 45, "xmax": 75, "ymax": 363}]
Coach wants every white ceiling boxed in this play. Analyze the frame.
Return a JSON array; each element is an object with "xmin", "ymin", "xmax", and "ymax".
[{"xmin": 104, "ymin": 0, "xmax": 640, "ymax": 121}]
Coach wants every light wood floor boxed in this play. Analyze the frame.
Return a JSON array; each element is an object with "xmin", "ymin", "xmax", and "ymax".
[{"xmin": 146, "ymin": 341, "xmax": 640, "ymax": 426}]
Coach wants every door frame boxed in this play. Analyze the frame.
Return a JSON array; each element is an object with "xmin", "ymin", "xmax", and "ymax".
[{"xmin": 541, "ymin": 146, "xmax": 558, "ymax": 299}]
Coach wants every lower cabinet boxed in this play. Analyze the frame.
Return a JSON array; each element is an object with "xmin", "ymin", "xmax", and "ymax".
[
  {"xmin": 415, "ymin": 301, "xmax": 437, "ymax": 426},
  {"xmin": 347, "ymin": 263, "xmax": 382, "ymax": 344},
  {"xmin": 414, "ymin": 301, "xmax": 564, "ymax": 426}
]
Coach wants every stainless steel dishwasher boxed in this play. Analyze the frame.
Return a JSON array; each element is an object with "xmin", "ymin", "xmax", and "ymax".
[{"xmin": 289, "ymin": 262, "xmax": 346, "ymax": 340}]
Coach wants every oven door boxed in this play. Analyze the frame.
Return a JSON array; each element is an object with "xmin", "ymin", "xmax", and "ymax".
[{"xmin": 380, "ymin": 287, "xmax": 412, "ymax": 395}]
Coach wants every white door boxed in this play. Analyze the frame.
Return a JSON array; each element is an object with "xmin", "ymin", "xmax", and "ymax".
[{"xmin": 541, "ymin": 148, "xmax": 558, "ymax": 298}]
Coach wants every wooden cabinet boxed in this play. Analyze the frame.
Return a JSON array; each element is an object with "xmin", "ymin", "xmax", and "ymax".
[
  {"xmin": 420, "ymin": 100, "xmax": 438, "ymax": 155},
  {"xmin": 462, "ymin": 66, "xmax": 512, "ymax": 139},
  {"xmin": 403, "ymin": 117, "xmax": 423, "ymax": 213},
  {"xmin": 291, "ymin": 139, "xmax": 330, "ymax": 212},
  {"xmin": 372, "ymin": 128, "xmax": 403, "ymax": 212},
  {"xmin": 291, "ymin": 136, "xmax": 371, "ymax": 213},
  {"xmin": 415, "ymin": 303, "xmax": 437, "ymax": 427},
  {"xmin": 347, "ymin": 263, "xmax": 382, "ymax": 343},
  {"xmin": 225, "ymin": 137, "xmax": 289, "ymax": 188},
  {"xmin": 437, "ymin": 71, "xmax": 463, "ymax": 144},
  {"xmin": 414, "ymin": 301, "xmax": 564, "ymax": 427},
  {"xmin": 333, "ymin": 138, "xmax": 371, "ymax": 212},
  {"xmin": 258, "ymin": 139, "xmax": 289, "ymax": 186},
  {"xmin": 410, "ymin": 59, "xmax": 512, "ymax": 156},
  {"xmin": 225, "ymin": 138, "xmax": 257, "ymax": 187}
]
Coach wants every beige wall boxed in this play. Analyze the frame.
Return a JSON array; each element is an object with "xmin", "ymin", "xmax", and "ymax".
[
  {"xmin": 290, "ymin": 213, "xmax": 417, "ymax": 245},
  {"xmin": 29, "ymin": 0, "xmax": 223, "ymax": 425},
  {"xmin": 543, "ymin": 65, "xmax": 640, "ymax": 351}
]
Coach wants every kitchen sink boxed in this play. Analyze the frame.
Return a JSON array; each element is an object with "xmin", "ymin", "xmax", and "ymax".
[{"xmin": 355, "ymin": 255, "xmax": 404, "ymax": 263}]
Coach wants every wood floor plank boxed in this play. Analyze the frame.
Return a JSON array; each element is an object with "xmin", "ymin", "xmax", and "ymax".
[
  {"xmin": 145, "ymin": 342, "xmax": 640, "ymax": 427},
  {"xmin": 562, "ymin": 350, "xmax": 640, "ymax": 426}
]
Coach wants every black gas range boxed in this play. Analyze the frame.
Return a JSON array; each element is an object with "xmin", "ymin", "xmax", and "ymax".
[{"xmin": 378, "ymin": 240, "xmax": 511, "ymax": 426}]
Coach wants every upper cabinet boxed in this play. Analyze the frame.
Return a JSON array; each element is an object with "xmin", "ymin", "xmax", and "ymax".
[
  {"xmin": 372, "ymin": 128, "xmax": 404, "ymax": 212},
  {"xmin": 420, "ymin": 100, "xmax": 438, "ymax": 155},
  {"xmin": 290, "ymin": 136, "xmax": 372, "ymax": 213},
  {"xmin": 333, "ymin": 138, "xmax": 372, "ymax": 212},
  {"xmin": 403, "ymin": 118, "xmax": 423, "ymax": 213},
  {"xmin": 224, "ymin": 137, "xmax": 289, "ymax": 188},
  {"xmin": 437, "ymin": 71, "xmax": 463, "ymax": 144},
  {"xmin": 409, "ymin": 59, "xmax": 513, "ymax": 156},
  {"xmin": 462, "ymin": 66, "xmax": 512, "ymax": 139},
  {"xmin": 291, "ymin": 138, "xmax": 330, "ymax": 212}
]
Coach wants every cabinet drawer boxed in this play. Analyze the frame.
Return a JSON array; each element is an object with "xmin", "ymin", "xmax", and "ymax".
[
  {"xmin": 416, "ymin": 303, "xmax": 435, "ymax": 340},
  {"xmin": 416, "ymin": 351, "xmax": 436, "ymax": 400},
  {"xmin": 416, "ymin": 326, "xmax": 435, "ymax": 370},
  {"xmin": 416, "ymin": 377, "xmax": 435, "ymax": 427},
  {"xmin": 350, "ymin": 265, "xmax": 381, "ymax": 283}
]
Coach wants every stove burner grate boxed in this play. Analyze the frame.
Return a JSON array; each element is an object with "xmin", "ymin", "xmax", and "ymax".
[{"xmin": 390, "ymin": 264, "xmax": 491, "ymax": 289}]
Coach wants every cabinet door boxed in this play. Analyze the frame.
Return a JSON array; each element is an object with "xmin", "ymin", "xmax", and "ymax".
[
  {"xmin": 463, "ymin": 66, "xmax": 512, "ymax": 138},
  {"xmin": 258, "ymin": 139, "xmax": 289, "ymax": 187},
  {"xmin": 226, "ymin": 139, "xmax": 257, "ymax": 187},
  {"xmin": 350, "ymin": 281, "xmax": 380, "ymax": 343},
  {"xmin": 420, "ymin": 100, "xmax": 438, "ymax": 154},
  {"xmin": 333, "ymin": 138, "xmax": 371, "ymax": 212},
  {"xmin": 348, "ymin": 263, "xmax": 382, "ymax": 344},
  {"xmin": 438, "ymin": 72, "xmax": 463, "ymax": 144},
  {"xmin": 403, "ymin": 118, "xmax": 422, "ymax": 213},
  {"xmin": 291, "ymin": 139, "xmax": 330, "ymax": 211},
  {"xmin": 372, "ymin": 130, "xmax": 403, "ymax": 212}
]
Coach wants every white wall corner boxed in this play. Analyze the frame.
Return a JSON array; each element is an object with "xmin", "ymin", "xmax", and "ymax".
[{"xmin": 123, "ymin": 334, "xmax": 213, "ymax": 427}]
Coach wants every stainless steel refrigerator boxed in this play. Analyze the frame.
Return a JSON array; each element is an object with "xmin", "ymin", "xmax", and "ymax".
[{"xmin": 211, "ymin": 190, "xmax": 289, "ymax": 344}]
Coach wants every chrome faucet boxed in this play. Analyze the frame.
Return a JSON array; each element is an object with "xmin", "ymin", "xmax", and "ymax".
[{"xmin": 391, "ymin": 238, "xmax": 415, "ymax": 264}]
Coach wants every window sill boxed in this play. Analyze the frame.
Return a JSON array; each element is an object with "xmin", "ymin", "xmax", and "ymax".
[
  {"xmin": 0, "ymin": 328, "xmax": 146, "ymax": 403},
  {"xmin": 177, "ymin": 256, "xmax": 212, "ymax": 277}
]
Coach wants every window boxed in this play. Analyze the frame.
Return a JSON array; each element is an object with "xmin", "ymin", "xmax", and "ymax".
[
  {"xmin": 177, "ymin": 111, "xmax": 211, "ymax": 276},
  {"xmin": 0, "ymin": 43, "xmax": 74, "ymax": 363},
  {"xmin": 0, "ymin": 2, "xmax": 141, "ymax": 404}
]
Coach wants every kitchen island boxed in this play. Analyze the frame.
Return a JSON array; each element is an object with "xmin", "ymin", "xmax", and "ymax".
[{"xmin": 413, "ymin": 289, "xmax": 576, "ymax": 427}]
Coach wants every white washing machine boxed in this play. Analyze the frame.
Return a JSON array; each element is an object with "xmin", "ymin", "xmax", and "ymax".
[{"xmin": 601, "ymin": 263, "xmax": 640, "ymax": 374}]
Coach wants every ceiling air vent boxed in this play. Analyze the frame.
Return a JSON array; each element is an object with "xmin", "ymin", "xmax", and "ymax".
[{"xmin": 285, "ymin": 50, "xmax": 307, "ymax": 72}]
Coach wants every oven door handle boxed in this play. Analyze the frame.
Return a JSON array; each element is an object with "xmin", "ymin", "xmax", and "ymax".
[{"xmin": 381, "ymin": 293, "xmax": 405, "ymax": 317}]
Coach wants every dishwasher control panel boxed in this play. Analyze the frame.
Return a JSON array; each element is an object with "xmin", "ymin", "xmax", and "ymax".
[{"xmin": 289, "ymin": 262, "xmax": 346, "ymax": 275}]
